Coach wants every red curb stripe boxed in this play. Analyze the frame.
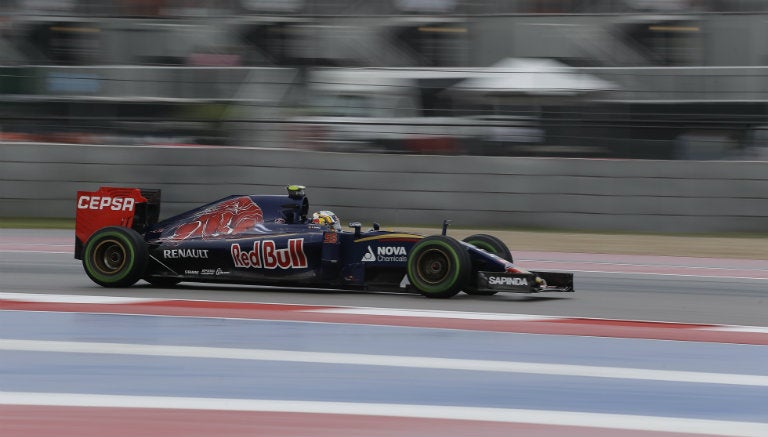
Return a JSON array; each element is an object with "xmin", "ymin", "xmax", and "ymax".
[
  {"xmin": 136, "ymin": 300, "xmax": 337, "ymax": 312},
  {"xmin": 2, "ymin": 297, "xmax": 767, "ymax": 345},
  {"xmin": 1, "ymin": 406, "xmax": 713, "ymax": 437}
]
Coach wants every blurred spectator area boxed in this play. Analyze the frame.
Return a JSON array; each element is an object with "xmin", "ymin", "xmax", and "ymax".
[
  {"xmin": 2, "ymin": 1, "xmax": 768, "ymax": 158},
  {"xmin": 287, "ymin": 63, "xmax": 768, "ymax": 159},
  {"xmin": 3, "ymin": 1, "xmax": 768, "ymax": 17},
  {"xmin": 0, "ymin": 66, "xmax": 300, "ymax": 146},
  {"xmin": 1, "ymin": 5, "xmax": 768, "ymax": 68},
  {"xmin": 1, "ymin": 64, "xmax": 767, "ymax": 160}
]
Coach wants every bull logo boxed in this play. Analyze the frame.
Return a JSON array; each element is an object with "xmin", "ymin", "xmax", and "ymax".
[{"xmin": 170, "ymin": 196, "xmax": 264, "ymax": 240}]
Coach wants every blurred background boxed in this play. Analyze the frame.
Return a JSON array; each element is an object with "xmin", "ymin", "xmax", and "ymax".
[{"xmin": 2, "ymin": 0, "xmax": 768, "ymax": 160}]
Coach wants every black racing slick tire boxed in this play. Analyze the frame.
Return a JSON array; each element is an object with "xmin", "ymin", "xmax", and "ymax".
[
  {"xmin": 407, "ymin": 235, "xmax": 471, "ymax": 299},
  {"xmin": 462, "ymin": 234, "xmax": 513, "ymax": 263},
  {"xmin": 462, "ymin": 234, "xmax": 513, "ymax": 296},
  {"xmin": 82, "ymin": 226, "xmax": 148, "ymax": 287}
]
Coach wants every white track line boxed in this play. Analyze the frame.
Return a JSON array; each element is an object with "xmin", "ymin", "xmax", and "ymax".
[
  {"xmin": 3, "ymin": 292, "xmax": 768, "ymax": 334},
  {"xmin": 1, "ymin": 339, "xmax": 766, "ymax": 387},
  {"xmin": 541, "ymin": 268, "xmax": 768, "ymax": 281}
]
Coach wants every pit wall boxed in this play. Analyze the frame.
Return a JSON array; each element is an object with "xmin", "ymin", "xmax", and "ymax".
[{"xmin": 2, "ymin": 143, "xmax": 767, "ymax": 233}]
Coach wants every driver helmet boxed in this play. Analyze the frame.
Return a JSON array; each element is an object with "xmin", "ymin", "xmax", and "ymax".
[{"xmin": 311, "ymin": 210, "xmax": 341, "ymax": 232}]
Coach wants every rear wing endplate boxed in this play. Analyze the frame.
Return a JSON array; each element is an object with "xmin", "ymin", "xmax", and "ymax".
[{"xmin": 74, "ymin": 187, "xmax": 160, "ymax": 259}]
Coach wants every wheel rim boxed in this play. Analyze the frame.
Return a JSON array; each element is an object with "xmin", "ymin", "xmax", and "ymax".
[
  {"xmin": 415, "ymin": 248, "xmax": 451, "ymax": 285},
  {"xmin": 92, "ymin": 239, "xmax": 127, "ymax": 275}
]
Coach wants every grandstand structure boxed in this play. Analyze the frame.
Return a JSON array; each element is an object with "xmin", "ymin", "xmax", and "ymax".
[{"xmin": 1, "ymin": 0, "xmax": 768, "ymax": 158}]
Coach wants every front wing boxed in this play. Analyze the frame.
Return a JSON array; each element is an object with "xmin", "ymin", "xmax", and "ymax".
[{"xmin": 476, "ymin": 271, "xmax": 574, "ymax": 293}]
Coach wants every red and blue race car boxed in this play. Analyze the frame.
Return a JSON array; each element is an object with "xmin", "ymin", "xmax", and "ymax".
[{"xmin": 75, "ymin": 185, "xmax": 573, "ymax": 298}]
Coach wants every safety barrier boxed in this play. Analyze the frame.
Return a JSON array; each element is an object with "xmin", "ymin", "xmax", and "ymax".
[{"xmin": 2, "ymin": 142, "xmax": 768, "ymax": 232}]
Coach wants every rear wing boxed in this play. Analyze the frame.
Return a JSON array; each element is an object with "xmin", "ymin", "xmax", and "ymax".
[{"xmin": 74, "ymin": 187, "xmax": 161, "ymax": 259}]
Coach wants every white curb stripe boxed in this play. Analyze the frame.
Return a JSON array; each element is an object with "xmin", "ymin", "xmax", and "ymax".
[
  {"xmin": 306, "ymin": 307, "xmax": 559, "ymax": 321},
  {"xmin": 0, "ymin": 292, "xmax": 161, "ymax": 304},
  {"xmin": 705, "ymin": 325, "xmax": 768, "ymax": 334}
]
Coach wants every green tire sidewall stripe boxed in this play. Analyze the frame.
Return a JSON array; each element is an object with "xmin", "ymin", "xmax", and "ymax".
[
  {"xmin": 84, "ymin": 231, "xmax": 135, "ymax": 284},
  {"xmin": 408, "ymin": 239, "xmax": 462, "ymax": 293}
]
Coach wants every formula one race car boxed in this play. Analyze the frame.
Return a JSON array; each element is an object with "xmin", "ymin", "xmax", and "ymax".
[{"xmin": 75, "ymin": 185, "xmax": 573, "ymax": 298}]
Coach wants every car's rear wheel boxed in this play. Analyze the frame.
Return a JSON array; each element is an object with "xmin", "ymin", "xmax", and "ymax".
[
  {"xmin": 82, "ymin": 227, "xmax": 148, "ymax": 287},
  {"xmin": 407, "ymin": 236, "xmax": 471, "ymax": 299},
  {"xmin": 463, "ymin": 234, "xmax": 512, "ymax": 296}
]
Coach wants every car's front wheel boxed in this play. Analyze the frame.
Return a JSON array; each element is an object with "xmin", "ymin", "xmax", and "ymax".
[
  {"xmin": 407, "ymin": 235, "xmax": 471, "ymax": 299},
  {"xmin": 462, "ymin": 234, "xmax": 513, "ymax": 296},
  {"xmin": 82, "ymin": 226, "xmax": 148, "ymax": 287},
  {"xmin": 463, "ymin": 234, "xmax": 513, "ymax": 262}
]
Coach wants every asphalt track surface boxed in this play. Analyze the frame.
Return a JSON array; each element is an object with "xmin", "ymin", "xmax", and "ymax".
[
  {"xmin": 2, "ymin": 229, "xmax": 767, "ymax": 325},
  {"xmin": 2, "ymin": 228, "xmax": 768, "ymax": 437}
]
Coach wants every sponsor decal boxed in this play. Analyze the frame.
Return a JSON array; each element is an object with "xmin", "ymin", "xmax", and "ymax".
[
  {"xmin": 231, "ymin": 238, "xmax": 308, "ymax": 270},
  {"xmin": 488, "ymin": 276, "xmax": 529, "ymax": 286},
  {"xmin": 201, "ymin": 269, "xmax": 216, "ymax": 276},
  {"xmin": 170, "ymin": 196, "xmax": 264, "ymax": 240},
  {"xmin": 377, "ymin": 246, "xmax": 407, "ymax": 262},
  {"xmin": 215, "ymin": 268, "xmax": 229, "ymax": 276},
  {"xmin": 184, "ymin": 270, "xmax": 200, "ymax": 275},
  {"xmin": 163, "ymin": 249, "xmax": 209, "ymax": 259},
  {"xmin": 362, "ymin": 245, "xmax": 407, "ymax": 263},
  {"xmin": 77, "ymin": 195, "xmax": 135, "ymax": 212},
  {"xmin": 361, "ymin": 246, "xmax": 376, "ymax": 262}
]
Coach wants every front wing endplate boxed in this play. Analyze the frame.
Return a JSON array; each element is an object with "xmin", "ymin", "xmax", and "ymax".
[{"xmin": 476, "ymin": 271, "xmax": 574, "ymax": 293}]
